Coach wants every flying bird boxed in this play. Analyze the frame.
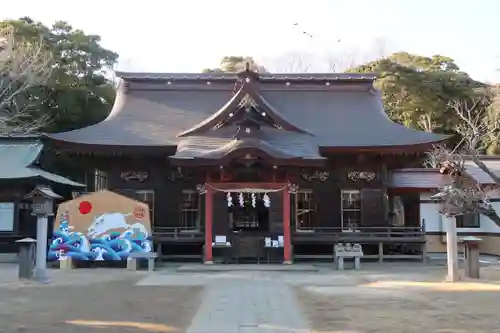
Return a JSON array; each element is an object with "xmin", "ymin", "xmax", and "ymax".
[{"xmin": 292, "ymin": 22, "xmax": 313, "ymax": 38}]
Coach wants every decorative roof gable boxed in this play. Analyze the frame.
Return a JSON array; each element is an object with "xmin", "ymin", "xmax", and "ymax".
[{"xmin": 177, "ymin": 72, "xmax": 313, "ymax": 137}]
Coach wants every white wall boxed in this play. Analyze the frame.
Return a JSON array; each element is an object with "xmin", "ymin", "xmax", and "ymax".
[{"xmin": 419, "ymin": 192, "xmax": 500, "ymax": 234}]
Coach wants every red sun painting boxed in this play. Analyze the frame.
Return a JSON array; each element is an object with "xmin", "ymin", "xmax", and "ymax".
[
  {"xmin": 133, "ymin": 206, "xmax": 145, "ymax": 219},
  {"xmin": 78, "ymin": 201, "xmax": 92, "ymax": 215}
]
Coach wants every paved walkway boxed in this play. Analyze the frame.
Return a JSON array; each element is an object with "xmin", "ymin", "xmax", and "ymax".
[{"xmin": 186, "ymin": 276, "xmax": 311, "ymax": 333}]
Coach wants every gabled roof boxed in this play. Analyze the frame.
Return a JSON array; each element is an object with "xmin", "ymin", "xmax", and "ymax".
[
  {"xmin": 178, "ymin": 84, "xmax": 312, "ymax": 137},
  {"xmin": 0, "ymin": 140, "xmax": 84, "ymax": 187},
  {"xmin": 44, "ymin": 69, "xmax": 447, "ymax": 152}
]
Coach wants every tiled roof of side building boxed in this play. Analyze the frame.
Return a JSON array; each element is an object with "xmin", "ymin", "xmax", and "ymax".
[
  {"xmin": 464, "ymin": 160, "xmax": 500, "ymax": 184},
  {"xmin": 0, "ymin": 139, "xmax": 84, "ymax": 186},
  {"xmin": 388, "ymin": 168, "xmax": 448, "ymax": 188},
  {"xmin": 44, "ymin": 71, "xmax": 448, "ymax": 149}
]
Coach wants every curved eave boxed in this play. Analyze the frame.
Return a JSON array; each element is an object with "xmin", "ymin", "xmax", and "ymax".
[
  {"xmin": 319, "ymin": 135, "xmax": 450, "ymax": 153},
  {"xmin": 42, "ymin": 137, "xmax": 176, "ymax": 155},
  {"xmin": 170, "ymin": 138, "xmax": 325, "ymax": 167},
  {"xmin": 171, "ymin": 154, "xmax": 325, "ymax": 167}
]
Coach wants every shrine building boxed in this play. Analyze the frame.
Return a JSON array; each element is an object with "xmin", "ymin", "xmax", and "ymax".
[{"xmin": 41, "ymin": 68, "xmax": 500, "ymax": 263}]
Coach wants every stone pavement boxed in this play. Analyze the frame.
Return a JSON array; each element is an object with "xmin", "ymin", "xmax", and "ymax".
[
  {"xmin": 185, "ymin": 275, "xmax": 311, "ymax": 333},
  {"xmin": 137, "ymin": 262, "xmax": 454, "ymax": 333}
]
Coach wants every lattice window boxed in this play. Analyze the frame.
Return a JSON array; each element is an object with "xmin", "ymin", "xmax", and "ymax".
[
  {"xmin": 341, "ymin": 190, "xmax": 361, "ymax": 229},
  {"xmin": 94, "ymin": 169, "xmax": 108, "ymax": 191},
  {"xmin": 180, "ymin": 190, "xmax": 200, "ymax": 230},
  {"xmin": 136, "ymin": 190, "xmax": 154, "ymax": 225},
  {"xmin": 296, "ymin": 190, "xmax": 316, "ymax": 231},
  {"xmin": 456, "ymin": 213, "xmax": 480, "ymax": 228}
]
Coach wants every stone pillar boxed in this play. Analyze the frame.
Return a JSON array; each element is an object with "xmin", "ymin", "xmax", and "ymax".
[
  {"xmin": 445, "ymin": 215, "xmax": 460, "ymax": 282},
  {"xmin": 204, "ymin": 185, "xmax": 213, "ymax": 264},
  {"xmin": 34, "ymin": 216, "xmax": 50, "ymax": 283},
  {"xmin": 463, "ymin": 236, "xmax": 482, "ymax": 279},
  {"xmin": 282, "ymin": 188, "xmax": 292, "ymax": 264},
  {"xmin": 16, "ymin": 238, "xmax": 36, "ymax": 280}
]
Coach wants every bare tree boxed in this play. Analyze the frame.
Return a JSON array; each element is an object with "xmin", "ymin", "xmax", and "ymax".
[
  {"xmin": 263, "ymin": 51, "xmax": 315, "ymax": 73},
  {"xmin": 0, "ymin": 26, "xmax": 53, "ymax": 135},
  {"xmin": 325, "ymin": 37, "xmax": 392, "ymax": 72},
  {"xmin": 427, "ymin": 88, "xmax": 500, "ymax": 225}
]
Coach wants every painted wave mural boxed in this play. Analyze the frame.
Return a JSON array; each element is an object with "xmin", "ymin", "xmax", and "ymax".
[{"xmin": 49, "ymin": 190, "xmax": 153, "ymax": 261}]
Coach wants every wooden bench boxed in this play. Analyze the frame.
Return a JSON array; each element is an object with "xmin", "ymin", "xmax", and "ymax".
[
  {"xmin": 127, "ymin": 252, "xmax": 157, "ymax": 271},
  {"xmin": 334, "ymin": 243, "xmax": 363, "ymax": 270}
]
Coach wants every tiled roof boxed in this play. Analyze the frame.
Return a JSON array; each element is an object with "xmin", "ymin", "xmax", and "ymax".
[
  {"xmin": 116, "ymin": 72, "xmax": 379, "ymax": 82},
  {"xmin": 388, "ymin": 168, "xmax": 447, "ymax": 188},
  {"xmin": 389, "ymin": 161, "xmax": 500, "ymax": 189},
  {"xmin": 464, "ymin": 160, "xmax": 500, "ymax": 184},
  {"xmin": 0, "ymin": 140, "xmax": 84, "ymax": 186},
  {"xmin": 172, "ymin": 127, "xmax": 324, "ymax": 164},
  {"xmin": 45, "ymin": 71, "xmax": 447, "ymax": 149}
]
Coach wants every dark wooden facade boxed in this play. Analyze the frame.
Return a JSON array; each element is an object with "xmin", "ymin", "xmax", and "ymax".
[{"xmin": 44, "ymin": 151, "xmax": 428, "ymax": 262}]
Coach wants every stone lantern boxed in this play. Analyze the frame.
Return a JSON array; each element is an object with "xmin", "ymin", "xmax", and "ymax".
[{"xmin": 24, "ymin": 185, "xmax": 62, "ymax": 283}]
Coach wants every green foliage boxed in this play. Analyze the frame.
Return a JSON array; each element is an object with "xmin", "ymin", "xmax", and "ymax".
[
  {"xmin": 349, "ymin": 52, "xmax": 485, "ymax": 137},
  {"xmin": 0, "ymin": 17, "xmax": 118, "ymax": 132}
]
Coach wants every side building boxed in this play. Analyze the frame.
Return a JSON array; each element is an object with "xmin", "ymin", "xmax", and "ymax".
[
  {"xmin": 0, "ymin": 137, "xmax": 84, "ymax": 260},
  {"xmin": 43, "ymin": 69, "xmax": 450, "ymax": 263},
  {"xmin": 390, "ymin": 159, "xmax": 500, "ymax": 257}
]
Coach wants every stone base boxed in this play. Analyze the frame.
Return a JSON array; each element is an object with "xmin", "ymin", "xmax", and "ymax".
[
  {"xmin": 446, "ymin": 274, "xmax": 461, "ymax": 283},
  {"xmin": 282, "ymin": 260, "xmax": 293, "ymax": 265},
  {"xmin": 204, "ymin": 260, "xmax": 214, "ymax": 265},
  {"xmin": 59, "ymin": 257, "xmax": 73, "ymax": 270},
  {"xmin": 34, "ymin": 268, "xmax": 51, "ymax": 284},
  {"xmin": 177, "ymin": 264, "xmax": 318, "ymax": 272}
]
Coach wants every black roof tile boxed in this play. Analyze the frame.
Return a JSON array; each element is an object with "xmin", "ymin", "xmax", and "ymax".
[{"xmin": 45, "ymin": 71, "xmax": 447, "ymax": 151}]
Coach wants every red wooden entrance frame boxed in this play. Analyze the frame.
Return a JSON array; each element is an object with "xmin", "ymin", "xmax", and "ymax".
[{"xmin": 203, "ymin": 182, "xmax": 292, "ymax": 264}]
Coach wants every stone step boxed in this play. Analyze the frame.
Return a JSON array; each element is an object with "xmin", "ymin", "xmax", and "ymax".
[{"xmin": 176, "ymin": 263, "xmax": 318, "ymax": 272}]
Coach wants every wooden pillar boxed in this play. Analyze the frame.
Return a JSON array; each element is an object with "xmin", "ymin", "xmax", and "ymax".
[
  {"xmin": 283, "ymin": 187, "xmax": 292, "ymax": 264},
  {"xmin": 204, "ymin": 185, "xmax": 213, "ymax": 264}
]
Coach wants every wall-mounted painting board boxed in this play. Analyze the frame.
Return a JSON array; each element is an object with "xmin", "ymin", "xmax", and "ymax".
[{"xmin": 49, "ymin": 189, "xmax": 152, "ymax": 262}]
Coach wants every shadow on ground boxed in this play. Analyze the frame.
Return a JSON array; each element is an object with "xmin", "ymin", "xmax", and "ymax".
[{"xmin": 0, "ymin": 276, "xmax": 202, "ymax": 333}]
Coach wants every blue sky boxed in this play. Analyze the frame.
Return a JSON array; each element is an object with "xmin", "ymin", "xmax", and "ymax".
[{"xmin": 2, "ymin": 0, "xmax": 499, "ymax": 82}]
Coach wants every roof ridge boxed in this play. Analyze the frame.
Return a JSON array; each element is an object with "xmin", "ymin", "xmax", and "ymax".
[{"xmin": 116, "ymin": 71, "xmax": 378, "ymax": 82}]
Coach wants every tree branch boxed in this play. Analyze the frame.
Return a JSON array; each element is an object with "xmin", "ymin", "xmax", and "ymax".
[
  {"xmin": 0, "ymin": 25, "xmax": 53, "ymax": 135},
  {"xmin": 427, "ymin": 90, "xmax": 500, "ymax": 226}
]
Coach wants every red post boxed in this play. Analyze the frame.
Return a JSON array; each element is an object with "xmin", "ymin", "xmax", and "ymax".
[
  {"xmin": 204, "ymin": 185, "xmax": 213, "ymax": 264},
  {"xmin": 282, "ymin": 187, "xmax": 292, "ymax": 264}
]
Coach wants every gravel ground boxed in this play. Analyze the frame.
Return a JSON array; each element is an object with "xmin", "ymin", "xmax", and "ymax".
[
  {"xmin": 0, "ymin": 274, "xmax": 202, "ymax": 333},
  {"xmin": 296, "ymin": 265, "xmax": 500, "ymax": 333}
]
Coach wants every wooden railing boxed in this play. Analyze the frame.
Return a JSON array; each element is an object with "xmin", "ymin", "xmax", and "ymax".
[
  {"xmin": 293, "ymin": 226, "xmax": 425, "ymax": 239},
  {"xmin": 153, "ymin": 226, "xmax": 204, "ymax": 240}
]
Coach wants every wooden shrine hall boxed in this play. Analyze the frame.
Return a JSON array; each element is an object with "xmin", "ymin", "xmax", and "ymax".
[{"xmin": 43, "ymin": 66, "xmax": 448, "ymax": 264}]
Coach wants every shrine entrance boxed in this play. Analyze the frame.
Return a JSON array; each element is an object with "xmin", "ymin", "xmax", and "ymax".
[
  {"xmin": 199, "ymin": 182, "xmax": 294, "ymax": 264},
  {"xmin": 228, "ymin": 192, "xmax": 270, "ymax": 231}
]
